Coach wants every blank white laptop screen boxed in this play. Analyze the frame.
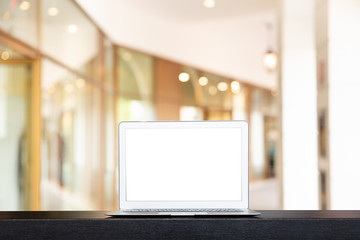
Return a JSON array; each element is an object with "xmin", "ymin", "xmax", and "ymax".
[{"xmin": 125, "ymin": 128, "xmax": 242, "ymax": 202}]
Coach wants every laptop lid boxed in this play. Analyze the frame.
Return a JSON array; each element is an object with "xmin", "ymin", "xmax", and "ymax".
[{"xmin": 118, "ymin": 121, "xmax": 249, "ymax": 210}]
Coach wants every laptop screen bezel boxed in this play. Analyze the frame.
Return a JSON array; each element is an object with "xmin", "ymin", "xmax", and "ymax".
[{"xmin": 118, "ymin": 120, "xmax": 249, "ymax": 209}]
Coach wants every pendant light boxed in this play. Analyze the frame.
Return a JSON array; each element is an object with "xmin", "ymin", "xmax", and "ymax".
[{"xmin": 263, "ymin": 23, "xmax": 278, "ymax": 71}]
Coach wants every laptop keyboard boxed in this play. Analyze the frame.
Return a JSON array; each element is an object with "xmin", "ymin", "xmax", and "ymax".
[{"xmin": 127, "ymin": 208, "xmax": 243, "ymax": 212}]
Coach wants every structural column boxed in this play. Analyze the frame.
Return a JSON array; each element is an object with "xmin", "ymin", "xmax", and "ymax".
[
  {"xmin": 316, "ymin": 0, "xmax": 360, "ymax": 209},
  {"xmin": 280, "ymin": 0, "xmax": 318, "ymax": 209}
]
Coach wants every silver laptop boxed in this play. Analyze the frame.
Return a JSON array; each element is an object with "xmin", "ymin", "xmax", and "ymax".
[{"xmin": 107, "ymin": 120, "xmax": 260, "ymax": 216}]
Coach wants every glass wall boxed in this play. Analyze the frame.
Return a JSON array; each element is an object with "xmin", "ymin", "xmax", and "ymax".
[
  {"xmin": 116, "ymin": 48, "xmax": 156, "ymax": 122},
  {"xmin": 104, "ymin": 93, "xmax": 116, "ymax": 208},
  {"xmin": 104, "ymin": 39, "xmax": 114, "ymax": 88},
  {"xmin": 232, "ymin": 83, "xmax": 248, "ymax": 121},
  {"xmin": 104, "ymin": 38, "xmax": 116, "ymax": 209},
  {"xmin": 41, "ymin": 0, "xmax": 98, "ymax": 76},
  {"xmin": 42, "ymin": 59, "xmax": 91, "ymax": 209},
  {"xmin": 0, "ymin": 0, "xmax": 38, "ymax": 47},
  {"xmin": 178, "ymin": 67, "xmax": 278, "ymax": 182},
  {"xmin": 0, "ymin": 0, "xmax": 115, "ymax": 210},
  {"xmin": 0, "ymin": 44, "xmax": 32, "ymax": 210},
  {"xmin": 251, "ymin": 88, "xmax": 278, "ymax": 180},
  {"xmin": 179, "ymin": 67, "xmax": 236, "ymax": 121}
]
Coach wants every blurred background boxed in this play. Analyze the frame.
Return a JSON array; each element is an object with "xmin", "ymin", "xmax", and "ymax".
[{"xmin": 0, "ymin": 0, "xmax": 359, "ymax": 211}]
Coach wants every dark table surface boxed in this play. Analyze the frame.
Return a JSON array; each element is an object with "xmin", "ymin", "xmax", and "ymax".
[
  {"xmin": 1, "ymin": 210, "xmax": 360, "ymax": 219},
  {"xmin": 1, "ymin": 211, "xmax": 360, "ymax": 240}
]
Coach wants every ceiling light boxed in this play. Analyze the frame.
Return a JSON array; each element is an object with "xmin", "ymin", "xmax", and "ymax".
[
  {"xmin": 208, "ymin": 86, "xmax": 217, "ymax": 95},
  {"xmin": 178, "ymin": 72, "xmax": 190, "ymax": 83},
  {"xmin": 263, "ymin": 51, "xmax": 278, "ymax": 71},
  {"xmin": 76, "ymin": 78, "xmax": 85, "ymax": 88},
  {"xmin": 68, "ymin": 24, "xmax": 78, "ymax": 34},
  {"xmin": 198, "ymin": 77, "xmax": 208, "ymax": 86},
  {"xmin": 231, "ymin": 81, "xmax": 241, "ymax": 93},
  {"xmin": 217, "ymin": 82, "xmax": 228, "ymax": 92},
  {"xmin": 203, "ymin": 0, "xmax": 215, "ymax": 8},
  {"xmin": 47, "ymin": 7, "xmax": 59, "ymax": 16},
  {"xmin": 1, "ymin": 51, "xmax": 10, "ymax": 60},
  {"xmin": 19, "ymin": 1, "xmax": 31, "ymax": 10},
  {"xmin": 2, "ymin": 12, "xmax": 10, "ymax": 20},
  {"xmin": 263, "ymin": 23, "xmax": 278, "ymax": 71}
]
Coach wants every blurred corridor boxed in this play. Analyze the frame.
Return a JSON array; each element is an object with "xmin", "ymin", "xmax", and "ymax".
[{"xmin": 1, "ymin": 0, "xmax": 360, "ymax": 211}]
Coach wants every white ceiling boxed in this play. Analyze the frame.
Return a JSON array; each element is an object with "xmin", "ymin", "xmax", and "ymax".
[
  {"xmin": 104, "ymin": 0, "xmax": 277, "ymax": 23},
  {"xmin": 76, "ymin": 0, "xmax": 278, "ymax": 89}
]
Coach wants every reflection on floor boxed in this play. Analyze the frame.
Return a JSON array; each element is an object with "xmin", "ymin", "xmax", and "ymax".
[{"xmin": 249, "ymin": 178, "xmax": 280, "ymax": 210}]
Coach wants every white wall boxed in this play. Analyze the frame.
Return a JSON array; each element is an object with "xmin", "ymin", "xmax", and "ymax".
[
  {"xmin": 76, "ymin": 0, "xmax": 278, "ymax": 90},
  {"xmin": 328, "ymin": 0, "xmax": 360, "ymax": 209},
  {"xmin": 281, "ymin": 0, "xmax": 318, "ymax": 209}
]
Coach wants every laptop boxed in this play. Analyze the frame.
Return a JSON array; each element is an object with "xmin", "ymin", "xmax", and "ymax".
[{"xmin": 107, "ymin": 120, "xmax": 260, "ymax": 216}]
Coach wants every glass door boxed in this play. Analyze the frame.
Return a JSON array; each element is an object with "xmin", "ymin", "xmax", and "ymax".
[{"xmin": 0, "ymin": 44, "xmax": 34, "ymax": 210}]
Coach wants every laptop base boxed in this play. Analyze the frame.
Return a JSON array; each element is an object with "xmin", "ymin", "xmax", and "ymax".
[{"xmin": 106, "ymin": 209, "xmax": 260, "ymax": 217}]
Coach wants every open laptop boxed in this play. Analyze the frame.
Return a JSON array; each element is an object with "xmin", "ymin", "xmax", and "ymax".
[{"xmin": 107, "ymin": 120, "xmax": 260, "ymax": 216}]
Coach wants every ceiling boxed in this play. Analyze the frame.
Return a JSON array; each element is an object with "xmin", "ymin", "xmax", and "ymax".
[
  {"xmin": 76, "ymin": 0, "xmax": 279, "ymax": 89},
  {"xmin": 101, "ymin": 0, "xmax": 277, "ymax": 23}
]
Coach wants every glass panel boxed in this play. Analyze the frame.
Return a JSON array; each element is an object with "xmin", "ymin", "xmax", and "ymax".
[
  {"xmin": 182, "ymin": 66, "xmax": 197, "ymax": 106},
  {"xmin": 250, "ymin": 110, "xmax": 265, "ymax": 179},
  {"xmin": 232, "ymin": 84, "xmax": 247, "ymax": 121},
  {"xmin": 250, "ymin": 87, "xmax": 278, "ymax": 180},
  {"xmin": 41, "ymin": 59, "xmax": 102, "ymax": 210},
  {"xmin": 41, "ymin": 0, "xmax": 99, "ymax": 77},
  {"xmin": 180, "ymin": 106, "xmax": 203, "ymax": 120},
  {"xmin": 264, "ymin": 116, "xmax": 277, "ymax": 178},
  {"xmin": 201, "ymin": 72, "xmax": 232, "ymax": 110},
  {"xmin": 118, "ymin": 48, "xmax": 154, "ymax": 99},
  {"xmin": 104, "ymin": 39, "xmax": 114, "ymax": 88},
  {"xmin": 0, "ymin": 46, "xmax": 31, "ymax": 210},
  {"xmin": 104, "ymin": 94, "xmax": 115, "ymax": 209},
  {"xmin": 117, "ymin": 97, "xmax": 156, "ymax": 122},
  {"xmin": 205, "ymin": 110, "xmax": 232, "ymax": 120},
  {"xmin": 180, "ymin": 67, "xmax": 234, "ymax": 118},
  {"xmin": 0, "ymin": 0, "xmax": 37, "ymax": 47},
  {"xmin": 252, "ymin": 88, "xmax": 277, "ymax": 114},
  {"xmin": 117, "ymin": 48, "xmax": 155, "ymax": 122}
]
